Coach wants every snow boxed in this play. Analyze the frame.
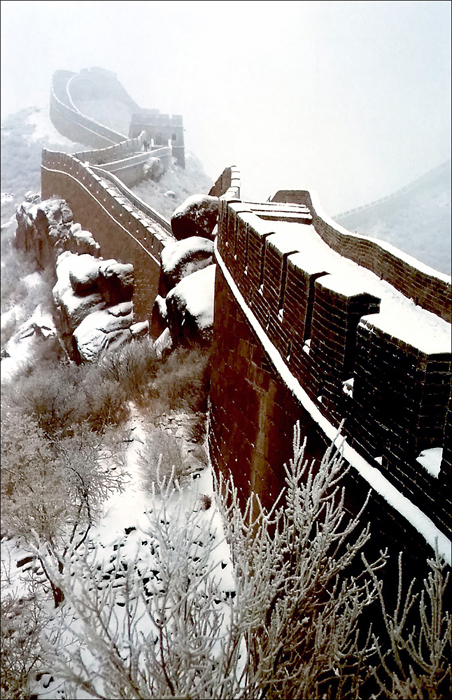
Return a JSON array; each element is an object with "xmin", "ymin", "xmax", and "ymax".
[
  {"xmin": 53, "ymin": 252, "xmax": 104, "ymax": 318},
  {"xmin": 170, "ymin": 263, "xmax": 216, "ymax": 329},
  {"xmin": 172, "ymin": 193, "xmax": 218, "ymax": 218},
  {"xmin": 161, "ymin": 236, "xmax": 213, "ymax": 274},
  {"xmin": 342, "ymin": 377, "xmax": 354, "ymax": 397},
  {"xmin": 2, "ymin": 396, "xmax": 236, "ymax": 699},
  {"xmin": 309, "ymin": 188, "xmax": 452, "ymax": 285},
  {"xmin": 1, "ymin": 192, "xmax": 14, "ymax": 205},
  {"xmin": 1, "ymin": 304, "xmax": 56, "ymax": 383},
  {"xmin": 22, "ymin": 271, "xmax": 44, "ymax": 289},
  {"xmin": 25, "ymin": 105, "xmax": 77, "ymax": 149},
  {"xmin": 215, "ymin": 238, "xmax": 451, "ymax": 565},
  {"xmin": 249, "ymin": 220, "xmax": 450, "ymax": 356},
  {"xmin": 416, "ymin": 448, "xmax": 443, "ymax": 478}
]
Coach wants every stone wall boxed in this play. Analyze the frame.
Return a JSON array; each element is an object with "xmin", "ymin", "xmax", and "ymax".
[
  {"xmin": 209, "ymin": 262, "xmax": 441, "ymax": 577},
  {"xmin": 334, "ymin": 159, "xmax": 451, "ymax": 221},
  {"xmin": 129, "ymin": 112, "xmax": 185, "ymax": 168},
  {"xmin": 271, "ymin": 190, "xmax": 451, "ymax": 323},
  {"xmin": 50, "ymin": 70, "xmax": 129, "ymax": 148},
  {"xmin": 209, "ymin": 166, "xmax": 241, "ymax": 200},
  {"xmin": 211, "ymin": 198, "xmax": 451, "ymax": 538},
  {"xmin": 41, "ymin": 150, "xmax": 175, "ymax": 331}
]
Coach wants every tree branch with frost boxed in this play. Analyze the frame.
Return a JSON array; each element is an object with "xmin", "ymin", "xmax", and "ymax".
[{"xmin": 364, "ymin": 548, "xmax": 451, "ymax": 699}]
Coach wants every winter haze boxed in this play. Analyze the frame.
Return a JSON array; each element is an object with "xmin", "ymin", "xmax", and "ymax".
[{"xmin": 1, "ymin": 0, "xmax": 451, "ymax": 214}]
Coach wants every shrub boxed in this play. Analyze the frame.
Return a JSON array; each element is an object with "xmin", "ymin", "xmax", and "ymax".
[
  {"xmin": 144, "ymin": 346, "xmax": 211, "ymax": 416},
  {"xmin": 138, "ymin": 425, "xmax": 186, "ymax": 490},
  {"xmin": 0, "ymin": 588, "xmax": 50, "ymax": 700},
  {"xmin": 98, "ymin": 336, "xmax": 159, "ymax": 399},
  {"xmin": 39, "ymin": 423, "xmax": 387, "ymax": 698}
]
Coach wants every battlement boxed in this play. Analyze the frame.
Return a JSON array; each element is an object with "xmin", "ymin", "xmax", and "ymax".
[
  {"xmin": 209, "ymin": 166, "xmax": 241, "ymax": 200},
  {"xmin": 51, "ymin": 70, "xmax": 128, "ymax": 148},
  {"xmin": 41, "ymin": 149, "xmax": 174, "ymax": 326},
  {"xmin": 213, "ymin": 196, "xmax": 451, "ymax": 538},
  {"xmin": 50, "ymin": 69, "xmax": 185, "ymax": 169},
  {"xmin": 129, "ymin": 112, "xmax": 185, "ymax": 167}
]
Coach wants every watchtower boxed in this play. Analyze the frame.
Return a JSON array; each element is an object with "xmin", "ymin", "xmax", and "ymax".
[{"xmin": 129, "ymin": 109, "xmax": 185, "ymax": 168}]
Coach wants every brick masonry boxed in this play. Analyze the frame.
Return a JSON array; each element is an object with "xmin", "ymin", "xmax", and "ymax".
[
  {"xmin": 209, "ymin": 263, "xmax": 440, "ymax": 578},
  {"xmin": 211, "ymin": 198, "xmax": 452, "ymax": 540},
  {"xmin": 41, "ymin": 150, "xmax": 174, "ymax": 331}
]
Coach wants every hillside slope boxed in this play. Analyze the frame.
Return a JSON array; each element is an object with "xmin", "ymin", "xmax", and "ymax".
[{"xmin": 334, "ymin": 163, "xmax": 451, "ymax": 275}]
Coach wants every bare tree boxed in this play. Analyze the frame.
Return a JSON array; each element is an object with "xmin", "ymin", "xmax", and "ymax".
[
  {"xmin": 1, "ymin": 408, "xmax": 127, "ymax": 607},
  {"xmin": 41, "ymin": 422, "xmax": 393, "ymax": 699},
  {"xmin": 364, "ymin": 550, "xmax": 451, "ymax": 699}
]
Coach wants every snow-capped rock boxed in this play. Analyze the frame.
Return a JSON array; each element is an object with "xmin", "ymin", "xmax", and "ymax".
[
  {"xmin": 143, "ymin": 157, "xmax": 164, "ymax": 181},
  {"xmin": 73, "ymin": 301, "xmax": 135, "ymax": 362},
  {"xmin": 1, "ymin": 304, "xmax": 57, "ymax": 383},
  {"xmin": 170, "ymin": 194, "xmax": 219, "ymax": 241},
  {"xmin": 159, "ymin": 236, "xmax": 214, "ymax": 296},
  {"xmin": 98, "ymin": 260, "xmax": 134, "ymax": 305},
  {"xmin": 68, "ymin": 253, "xmax": 102, "ymax": 295},
  {"xmin": 15, "ymin": 197, "xmax": 99, "ymax": 268},
  {"xmin": 165, "ymin": 264, "xmax": 216, "ymax": 346}
]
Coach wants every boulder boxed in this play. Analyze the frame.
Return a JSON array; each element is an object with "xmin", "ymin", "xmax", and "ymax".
[
  {"xmin": 153, "ymin": 327, "xmax": 173, "ymax": 358},
  {"xmin": 73, "ymin": 302, "xmax": 135, "ymax": 362},
  {"xmin": 98, "ymin": 260, "xmax": 134, "ymax": 304},
  {"xmin": 70, "ymin": 223, "xmax": 101, "ymax": 256},
  {"xmin": 170, "ymin": 194, "xmax": 219, "ymax": 241},
  {"xmin": 15, "ymin": 198, "xmax": 99, "ymax": 267},
  {"xmin": 165, "ymin": 264, "xmax": 216, "ymax": 346},
  {"xmin": 68, "ymin": 254, "xmax": 101, "ymax": 295},
  {"xmin": 159, "ymin": 236, "xmax": 214, "ymax": 296}
]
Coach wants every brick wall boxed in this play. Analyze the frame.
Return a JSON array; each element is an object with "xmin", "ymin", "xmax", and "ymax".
[
  {"xmin": 51, "ymin": 70, "xmax": 129, "ymax": 148},
  {"xmin": 209, "ymin": 263, "xmax": 440, "ymax": 579},
  {"xmin": 129, "ymin": 113, "xmax": 185, "ymax": 168},
  {"xmin": 41, "ymin": 150, "xmax": 174, "ymax": 331},
  {"xmin": 212, "ymin": 199, "xmax": 452, "ymax": 537},
  {"xmin": 271, "ymin": 190, "xmax": 451, "ymax": 323},
  {"xmin": 208, "ymin": 166, "xmax": 241, "ymax": 199}
]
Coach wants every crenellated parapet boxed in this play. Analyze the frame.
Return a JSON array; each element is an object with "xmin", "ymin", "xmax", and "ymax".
[
  {"xmin": 41, "ymin": 149, "xmax": 174, "ymax": 326},
  {"xmin": 129, "ymin": 111, "xmax": 185, "ymax": 168},
  {"xmin": 211, "ymin": 194, "xmax": 452, "ymax": 544},
  {"xmin": 209, "ymin": 166, "xmax": 241, "ymax": 200},
  {"xmin": 50, "ymin": 70, "xmax": 128, "ymax": 148},
  {"xmin": 271, "ymin": 189, "xmax": 451, "ymax": 322}
]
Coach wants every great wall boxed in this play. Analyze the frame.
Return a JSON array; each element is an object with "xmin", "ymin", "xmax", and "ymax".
[{"xmin": 41, "ymin": 68, "xmax": 451, "ymax": 566}]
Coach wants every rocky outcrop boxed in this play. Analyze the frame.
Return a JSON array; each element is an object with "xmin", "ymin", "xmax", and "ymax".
[
  {"xmin": 73, "ymin": 302, "xmax": 132, "ymax": 363},
  {"xmin": 151, "ymin": 222, "xmax": 217, "ymax": 347},
  {"xmin": 159, "ymin": 236, "xmax": 214, "ymax": 297},
  {"xmin": 97, "ymin": 260, "xmax": 134, "ymax": 305},
  {"xmin": 143, "ymin": 157, "xmax": 164, "ymax": 181},
  {"xmin": 52, "ymin": 251, "xmax": 145, "ymax": 362},
  {"xmin": 170, "ymin": 194, "xmax": 219, "ymax": 241},
  {"xmin": 165, "ymin": 264, "xmax": 216, "ymax": 346},
  {"xmin": 15, "ymin": 196, "xmax": 100, "ymax": 269}
]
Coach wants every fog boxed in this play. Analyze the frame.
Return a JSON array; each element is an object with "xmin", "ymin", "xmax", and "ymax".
[{"xmin": 1, "ymin": 0, "xmax": 450, "ymax": 214}]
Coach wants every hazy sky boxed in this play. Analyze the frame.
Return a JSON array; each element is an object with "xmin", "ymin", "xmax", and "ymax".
[{"xmin": 1, "ymin": 1, "xmax": 450, "ymax": 213}]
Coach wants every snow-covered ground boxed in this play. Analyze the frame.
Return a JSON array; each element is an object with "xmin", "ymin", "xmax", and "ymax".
[
  {"xmin": 25, "ymin": 104, "xmax": 81, "ymax": 150},
  {"xmin": 1, "ymin": 265, "xmax": 234, "ymax": 698},
  {"xmin": 2, "ymin": 400, "xmax": 235, "ymax": 699}
]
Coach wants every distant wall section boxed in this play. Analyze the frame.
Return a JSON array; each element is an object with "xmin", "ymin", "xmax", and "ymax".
[
  {"xmin": 41, "ymin": 150, "xmax": 174, "ymax": 330},
  {"xmin": 129, "ymin": 112, "xmax": 185, "ymax": 168}
]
